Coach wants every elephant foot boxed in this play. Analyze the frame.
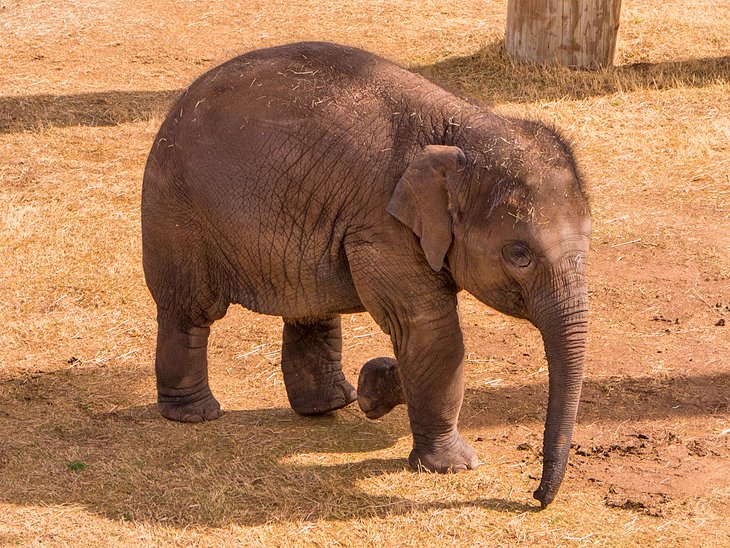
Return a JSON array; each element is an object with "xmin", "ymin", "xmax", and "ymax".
[
  {"xmin": 288, "ymin": 374, "xmax": 357, "ymax": 416},
  {"xmin": 357, "ymin": 357, "xmax": 406, "ymax": 419},
  {"xmin": 409, "ymin": 431, "xmax": 480, "ymax": 473},
  {"xmin": 282, "ymin": 316, "xmax": 357, "ymax": 416},
  {"xmin": 157, "ymin": 387, "xmax": 222, "ymax": 423}
]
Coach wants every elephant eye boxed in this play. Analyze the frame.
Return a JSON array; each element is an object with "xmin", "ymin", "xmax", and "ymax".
[{"xmin": 502, "ymin": 242, "xmax": 532, "ymax": 268}]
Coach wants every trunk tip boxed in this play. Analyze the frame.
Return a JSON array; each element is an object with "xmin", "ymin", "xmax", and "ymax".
[{"xmin": 533, "ymin": 484, "xmax": 555, "ymax": 509}]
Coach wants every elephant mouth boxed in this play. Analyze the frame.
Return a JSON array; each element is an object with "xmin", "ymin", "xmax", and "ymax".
[{"xmin": 477, "ymin": 285, "xmax": 529, "ymax": 320}]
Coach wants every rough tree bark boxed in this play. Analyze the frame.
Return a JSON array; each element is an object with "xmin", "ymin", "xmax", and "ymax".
[{"xmin": 505, "ymin": 0, "xmax": 622, "ymax": 69}]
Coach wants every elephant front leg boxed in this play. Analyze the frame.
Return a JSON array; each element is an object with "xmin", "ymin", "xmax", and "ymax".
[
  {"xmin": 155, "ymin": 314, "xmax": 222, "ymax": 423},
  {"xmin": 395, "ymin": 310, "xmax": 479, "ymax": 473},
  {"xmin": 281, "ymin": 316, "xmax": 357, "ymax": 415},
  {"xmin": 357, "ymin": 357, "xmax": 406, "ymax": 419}
]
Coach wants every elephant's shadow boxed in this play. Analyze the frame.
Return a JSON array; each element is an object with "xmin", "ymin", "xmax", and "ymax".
[
  {"xmin": 4, "ymin": 362, "xmax": 728, "ymax": 527},
  {"xmin": 0, "ymin": 365, "xmax": 536, "ymax": 529}
]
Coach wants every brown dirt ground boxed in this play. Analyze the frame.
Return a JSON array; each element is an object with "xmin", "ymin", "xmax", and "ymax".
[{"xmin": 1, "ymin": 0, "xmax": 728, "ymax": 545}]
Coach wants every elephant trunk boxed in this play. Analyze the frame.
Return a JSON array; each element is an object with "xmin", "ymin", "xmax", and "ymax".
[{"xmin": 529, "ymin": 255, "xmax": 588, "ymax": 508}]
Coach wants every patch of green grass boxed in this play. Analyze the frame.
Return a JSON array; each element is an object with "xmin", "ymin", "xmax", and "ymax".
[{"xmin": 66, "ymin": 460, "xmax": 87, "ymax": 472}]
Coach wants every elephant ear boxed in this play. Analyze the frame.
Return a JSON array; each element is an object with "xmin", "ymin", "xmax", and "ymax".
[{"xmin": 387, "ymin": 145, "xmax": 467, "ymax": 271}]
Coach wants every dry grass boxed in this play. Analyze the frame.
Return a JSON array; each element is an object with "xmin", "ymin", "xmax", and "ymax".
[{"xmin": 1, "ymin": 0, "xmax": 729, "ymax": 545}]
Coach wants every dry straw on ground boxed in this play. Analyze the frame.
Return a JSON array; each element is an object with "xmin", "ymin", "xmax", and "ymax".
[{"xmin": 1, "ymin": 0, "xmax": 729, "ymax": 545}]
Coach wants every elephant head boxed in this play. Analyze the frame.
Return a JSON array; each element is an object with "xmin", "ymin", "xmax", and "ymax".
[{"xmin": 387, "ymin": 126, "xmax": 590, "ymax": 507}]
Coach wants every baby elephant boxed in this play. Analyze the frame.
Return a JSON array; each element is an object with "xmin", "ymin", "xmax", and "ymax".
[{"xmin": 142, "ymin": 42, "xmax": 591, "ymax": 507}]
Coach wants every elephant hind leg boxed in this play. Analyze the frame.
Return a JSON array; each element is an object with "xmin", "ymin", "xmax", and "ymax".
[
  {"xmin": 281, "ymin": 316, "xmax": 357, "ymax": 415},
  {"xmin": 143, "ymin": 205, "xmax": 232, "ymax": 422},
  {"xmin": 155, "ymin": 309, "xmax": 226, "ymax": 423}
]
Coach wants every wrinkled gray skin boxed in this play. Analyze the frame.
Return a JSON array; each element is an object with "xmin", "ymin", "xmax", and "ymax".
[{"xmin": 142, "ymin": 42, "xmax": 591, "ymax": 508}]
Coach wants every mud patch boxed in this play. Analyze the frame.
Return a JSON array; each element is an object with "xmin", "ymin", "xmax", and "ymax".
[
  {"xmin": 571, "ymin": 427, "xmax": 730, "ymax": 515},
  {"xmin": 604, "ymin": 487, "xmax": 669, "ymax": 517}
]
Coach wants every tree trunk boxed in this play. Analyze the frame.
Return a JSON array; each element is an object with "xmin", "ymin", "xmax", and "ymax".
[{"xmin": 505, "ymin": 0, "xmax": 622, "ymax": 69}]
